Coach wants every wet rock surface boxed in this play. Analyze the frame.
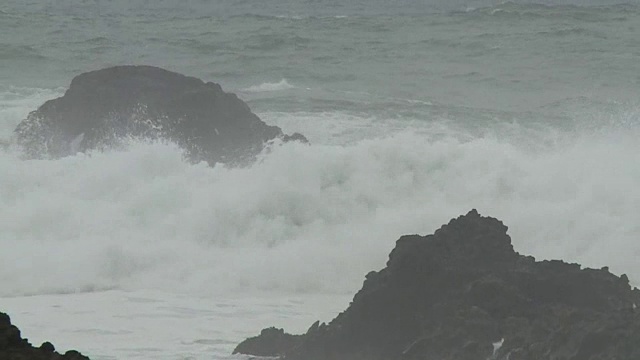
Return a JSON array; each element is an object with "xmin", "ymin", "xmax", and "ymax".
[
  {"xmin": 235, "ymin": 210, "xmax": 640, "ymax": 360},
  {"xmin": 14, "ymin": 65, "xmax": 306, "ymax": 165},
  {"xmin": 0, "ymin": 311, "xmax": 90, "ymax": 360}
]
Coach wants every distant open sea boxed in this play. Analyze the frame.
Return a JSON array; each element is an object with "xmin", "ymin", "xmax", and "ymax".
[{"xmin": 1, "ymin": 0, "xmax": 639, "ymax": 358}]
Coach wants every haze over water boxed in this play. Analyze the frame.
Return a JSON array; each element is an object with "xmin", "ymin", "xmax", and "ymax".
[{"xmin": 1, "ymin": 0, "xmax": 639, "ymax": 358}]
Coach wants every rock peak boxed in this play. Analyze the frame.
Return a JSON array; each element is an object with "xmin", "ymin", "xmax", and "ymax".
[{"xmin": 388, "ymin": 209, "xmax": 515, "ymax": 275}]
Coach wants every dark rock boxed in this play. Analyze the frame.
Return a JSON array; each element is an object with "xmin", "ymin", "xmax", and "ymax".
[
  {"xmin": 0, "ymin": 311, "xmax": 90, "ymax": 359},
  {"xmin": 235, "ymin": 210, "xmax": 640, "ymax": 360},
  {"xmin": 39, "ymin": 342, "xmax": 55, "ymax": 353},
  {"xmin": 14, "ymin": 65, "xmax": 307, "ymax": 166},
  {"xmin": 233, "ymin": 327, "xmax": 303, "ymax": 357}
]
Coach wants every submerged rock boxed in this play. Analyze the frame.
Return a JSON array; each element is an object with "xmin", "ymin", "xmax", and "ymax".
[
  {"xmin": 14, "ymin": 65, "xmax": 306, "ymax": 165},
  {"xmin": 234, "ymin": 210, "xmax": 640, "ymax": 360},
  {"xmin": 0, "ymin": 311, "xmax": 90, "ymax": 359}
]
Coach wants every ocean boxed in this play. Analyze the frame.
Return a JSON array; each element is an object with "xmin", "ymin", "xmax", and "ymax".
[{"xmin": 1, "ymin": 0, "xmax": 639, "ymax": 358}]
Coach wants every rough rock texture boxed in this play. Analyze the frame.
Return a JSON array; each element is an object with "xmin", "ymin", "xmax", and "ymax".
[
  {"xmin": 235, "ymin": 210, "xmax": 640, "ymax": 360},
  {"xmin": 0, "ymin": 312, "xmax": 90, "ymax": 360},
  {"xmin": 14, "ymin": 65, "xmax": 306, "ymax": 165}
]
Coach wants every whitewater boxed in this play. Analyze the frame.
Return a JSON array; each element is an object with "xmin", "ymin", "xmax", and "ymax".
[{"xmin": 1, "ymin": 0, "xmax": 640, "ymax": 359}]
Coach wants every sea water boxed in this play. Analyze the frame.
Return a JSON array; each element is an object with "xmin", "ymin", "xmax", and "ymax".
[{"xmin": 1, "ymin": 0, "xmax": 639, "ymax": 359}]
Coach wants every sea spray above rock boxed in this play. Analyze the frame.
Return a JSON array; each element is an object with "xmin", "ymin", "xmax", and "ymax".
[
  {"xmin": 234, "ymin": 210, "xmax": 640, "ymax": 360},
  {"xmin": 14, "ymin": 65, "xmax": 307, "ymax": 165},
  {"xmin": 0, "ymin": 311, "xmax": 90, "ymax": 359}
]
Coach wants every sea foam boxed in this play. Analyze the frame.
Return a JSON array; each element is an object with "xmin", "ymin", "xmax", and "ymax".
[{"xmin": 1, "ymin": 110, "xmax": 639, "ymax": 297}]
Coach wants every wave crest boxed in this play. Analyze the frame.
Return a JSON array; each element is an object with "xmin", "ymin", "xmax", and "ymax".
[{"xmin": 242, "ymin": 79, "xmax": 295, "ymax": 93}]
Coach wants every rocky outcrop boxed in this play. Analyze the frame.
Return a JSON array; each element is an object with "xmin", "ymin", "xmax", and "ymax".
[
  {"xmin": 14, "ymin": 65, "xmax": 306, "ymax": 165},
  {"xmin": 0, "ymin": 311, "xmax": 90, "ymax": 360},
  {"xmin": 233, "ymin": 327, "xmax": 303, "ymax": 357},
  {"xmin": 234, "ymin": 210, "xmax": 640, "ymax": 360}
]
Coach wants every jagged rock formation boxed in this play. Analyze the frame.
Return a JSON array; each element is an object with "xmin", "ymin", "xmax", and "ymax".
[
  {"xmin": 234, "ymin": 210, "xmax": 640, "ymax": 360},
  {"xmin": 0, "ymin": 311, "xmax": 90, "ymax": 360},
  {"xmin": 14, "ymin": 65, "xmax": 306, "ymax": 165}
]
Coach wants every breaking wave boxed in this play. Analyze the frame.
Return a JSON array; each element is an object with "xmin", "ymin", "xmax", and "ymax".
[{"xmin": 1, "ymin": 107, "xmax": 639, "ymax": 297}]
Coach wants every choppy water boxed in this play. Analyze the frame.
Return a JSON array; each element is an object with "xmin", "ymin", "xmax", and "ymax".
[{"xmin": 1, "ymin": 0, "xmax": 640, "ymax": 359}]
